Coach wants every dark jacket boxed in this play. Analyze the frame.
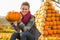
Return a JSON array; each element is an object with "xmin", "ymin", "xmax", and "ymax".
[
  {"xmin": 11, "ymin": 15, "xmax": 41, "ymax": 40},
  {"xmin": 18, "ymin": 15, "xmax": 41, "ymax": 40}
]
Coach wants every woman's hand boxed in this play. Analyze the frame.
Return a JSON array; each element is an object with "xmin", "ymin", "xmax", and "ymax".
[{"xmin": 16, "ymin": 29, "xmax": 20, "ymax": 33}]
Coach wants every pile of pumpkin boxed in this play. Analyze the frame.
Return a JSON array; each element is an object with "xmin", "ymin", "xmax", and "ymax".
[
  {"xmin": 43, "ymin": 2, "xmax": 60, "ymax": 37},
  {"xmin": 34, "ymin": 3, "xmax": 47, "ymax": 39},
  {"xmin": 34, "ymin": 0, "xmax": 60, "ymax": 40},
  {"xmin": 0, "ymin": 33, "xmax": 11, "ymax": 40}
]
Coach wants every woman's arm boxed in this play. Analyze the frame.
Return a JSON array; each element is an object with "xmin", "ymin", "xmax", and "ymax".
[
  {"xmin": 17, "ymin": 22, "xmax": 25, "ymax": 32},
  {"xmin": 10, "ymin": 22, "xmax": 20, "ymax": 33},
  {"xmin": 18, "ymin": 16, "xmax": 35, "ymax": 32}
]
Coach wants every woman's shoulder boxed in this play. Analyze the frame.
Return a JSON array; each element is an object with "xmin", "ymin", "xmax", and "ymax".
[
  {"xmin": 29, "ymin": 15, "xmax": 35, "ymax": 21},
  {"xmin": 30, "ymin": 15, "xmax": 35, "ymax": 18}
]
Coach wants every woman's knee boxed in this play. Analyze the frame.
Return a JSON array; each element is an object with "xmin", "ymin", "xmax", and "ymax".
[
  {"xmin": 11, "ymin": 32, "xmax": 18, "ymax": 37},
  {"xmin": 21, "ymin": 32, "xmax": 27, "ymax": 36},
  {"xmin": 10, "ymin": 32, "xmax": 20, "ymax": 40}
]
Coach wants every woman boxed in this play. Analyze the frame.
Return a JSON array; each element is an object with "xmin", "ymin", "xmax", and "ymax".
[{"xmin": 10, "ymin": 2, "xmax": 41, "ymax": 40}]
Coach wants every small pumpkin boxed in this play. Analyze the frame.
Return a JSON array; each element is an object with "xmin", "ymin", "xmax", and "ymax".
[
  {"xmin": 48, "ymin": 30, "xmax": 53, "ymax": 35},
  {"xmin": 43, "ymin": 31, "xmax": 48, "ymax": 36},
  {"xmin": 44, "ymin": 26, "xmax": 48, "ymax": 30},
  {"xmin": 51, "ymin": 13, "xmax": 55, "ymax": 17},
  {"xmin": 50, "ymin": 22, "xmax": 53, "ymax": 26},
  {"xmin": 53, "ymin": 30, "xmax": 56, "ymax": 34},
  {"xmin": 47, "ymin": 10, "xmax": 51, "ymax": 13},
  {"xmin": 53, "ymin": 26, "xmax": 57, "ymax": 30},
  {"xmin": 44, "ymin": 2, "xmax": 52, "ymax": 6},
  {"xmin": 6, "ymin": 11, "xmax": 22, "ymax": 22},
  {"xmin": 56, "ymin": 17, "xmax": 59, "ymax": 21},
  {"xmin": 53, "ymin": 21, "xmax": 57, "ymax": 26},
  {"xmin": 47, "ymin": 13, "xmax": 52, "ymax": 17},
  {"xmin": 51, "ymin": 17, "xmax": 56, "ymax": 21},
  {"xmin": 46, "ymin": 17, "xmax": 51, "ymax": 21},
  {"xmin": 56, "ymin": 13, "xmax": 60, "ymax": 17},
  {"xmin": 57, "ymin": 26, "xmax": 60, "ymax": 29},
  {"xmin": 57, "ymin": 30, "xmax": 60, "ymax": 34},
  {"xmin": 45, "ymin": 22, "xmax": 50, "ymax": 26}
]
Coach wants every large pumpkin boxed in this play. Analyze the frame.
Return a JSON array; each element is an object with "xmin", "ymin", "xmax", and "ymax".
[{"xmin": 6, "ymin": 11, "xmax": 22, "ymax": 22}]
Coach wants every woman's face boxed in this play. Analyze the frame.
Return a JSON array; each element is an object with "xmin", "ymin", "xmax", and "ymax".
[{"xmin": 21, "ymin": 5, "xmax": 29, "ymax": 16}]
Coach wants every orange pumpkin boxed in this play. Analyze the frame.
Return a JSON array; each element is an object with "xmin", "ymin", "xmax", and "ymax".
[
  {"xmin": 45, "ymin": 22, "xmax": 50, "ymax": 26},
  {"xmin": 51, "ymin": 17, "xmax": 56, "ymax": 21},
  {"xmin": 50, "ymin": 22, "xmax": 53, "ymax": 26},
  {"xmin": 43, "ymin": 31, "xmax": 48, "ymax": 36},
  {"xmin": 48, "ymin": 30, "xmax": 53, "ymax": 35},
  {"xmin": 48, "ymin": 6, "xmax": 52, "ymax": 10},
  {"xmin": 53, "ymin": 26, "xmax": 57, "ymax": 30},
  {"xmin": 53, "ymin": 21, "xmax": 57, "ymax": 26},
  {"xmin": 56, "ymin": 13, "xmax": 60, "ymax": 17},
  {"xmin": 47, "ymin": 14, "xmax": 52, "ymax": 17},
  {"xmin": 51, "ymin": 13, "xmax": 55, "ymax": 17},
  {"xmin": 46, "ymin": 17, "xmax": 51, "ymax": 21},
  {"xmin": 53, "ymin": 30, "xmax": 57, "ymax": 34},
  {"xmin": 6, "ymin": 11, "xmax": 22, "ymax": 22},
  {"xmin": 52, "ymin": 10, "xmax": 56, "ymax": 13},
  {"xmin": 44, "ymin": 26, "xmax": 48, "ymax": 30},
  {"xmin": 47, "ymin": 10, "xmax": 51, "ymax": 13},
  {"xmin": 56, "ymin": 17, "xmax": 59, "ymax": 21},
  {"xmin": 57, "ymin": 30, "xmax": 60, "ymax": 34},
  {"xmin": 57, "ymin": 26, "xmax": 60, "ymax": 29}
]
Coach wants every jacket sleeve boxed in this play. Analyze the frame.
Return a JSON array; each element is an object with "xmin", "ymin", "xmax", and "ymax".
[
  {"xmin": 18, "ymin": 16, "xmax": 35, "ymax": 32},
  {"xmin": 10, "ymin": 22, "xmax": 19, "ymax": 31}
]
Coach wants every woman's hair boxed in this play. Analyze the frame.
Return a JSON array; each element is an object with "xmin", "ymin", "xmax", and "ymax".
[{"xmin": 21, "ymin": 2, "xmax": 30, "ymax": 8}]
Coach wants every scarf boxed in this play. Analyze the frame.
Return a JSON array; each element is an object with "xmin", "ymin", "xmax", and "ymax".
[{"xmin": 20, "ymin": 11, "xmax": 31, "ymax": 25}]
